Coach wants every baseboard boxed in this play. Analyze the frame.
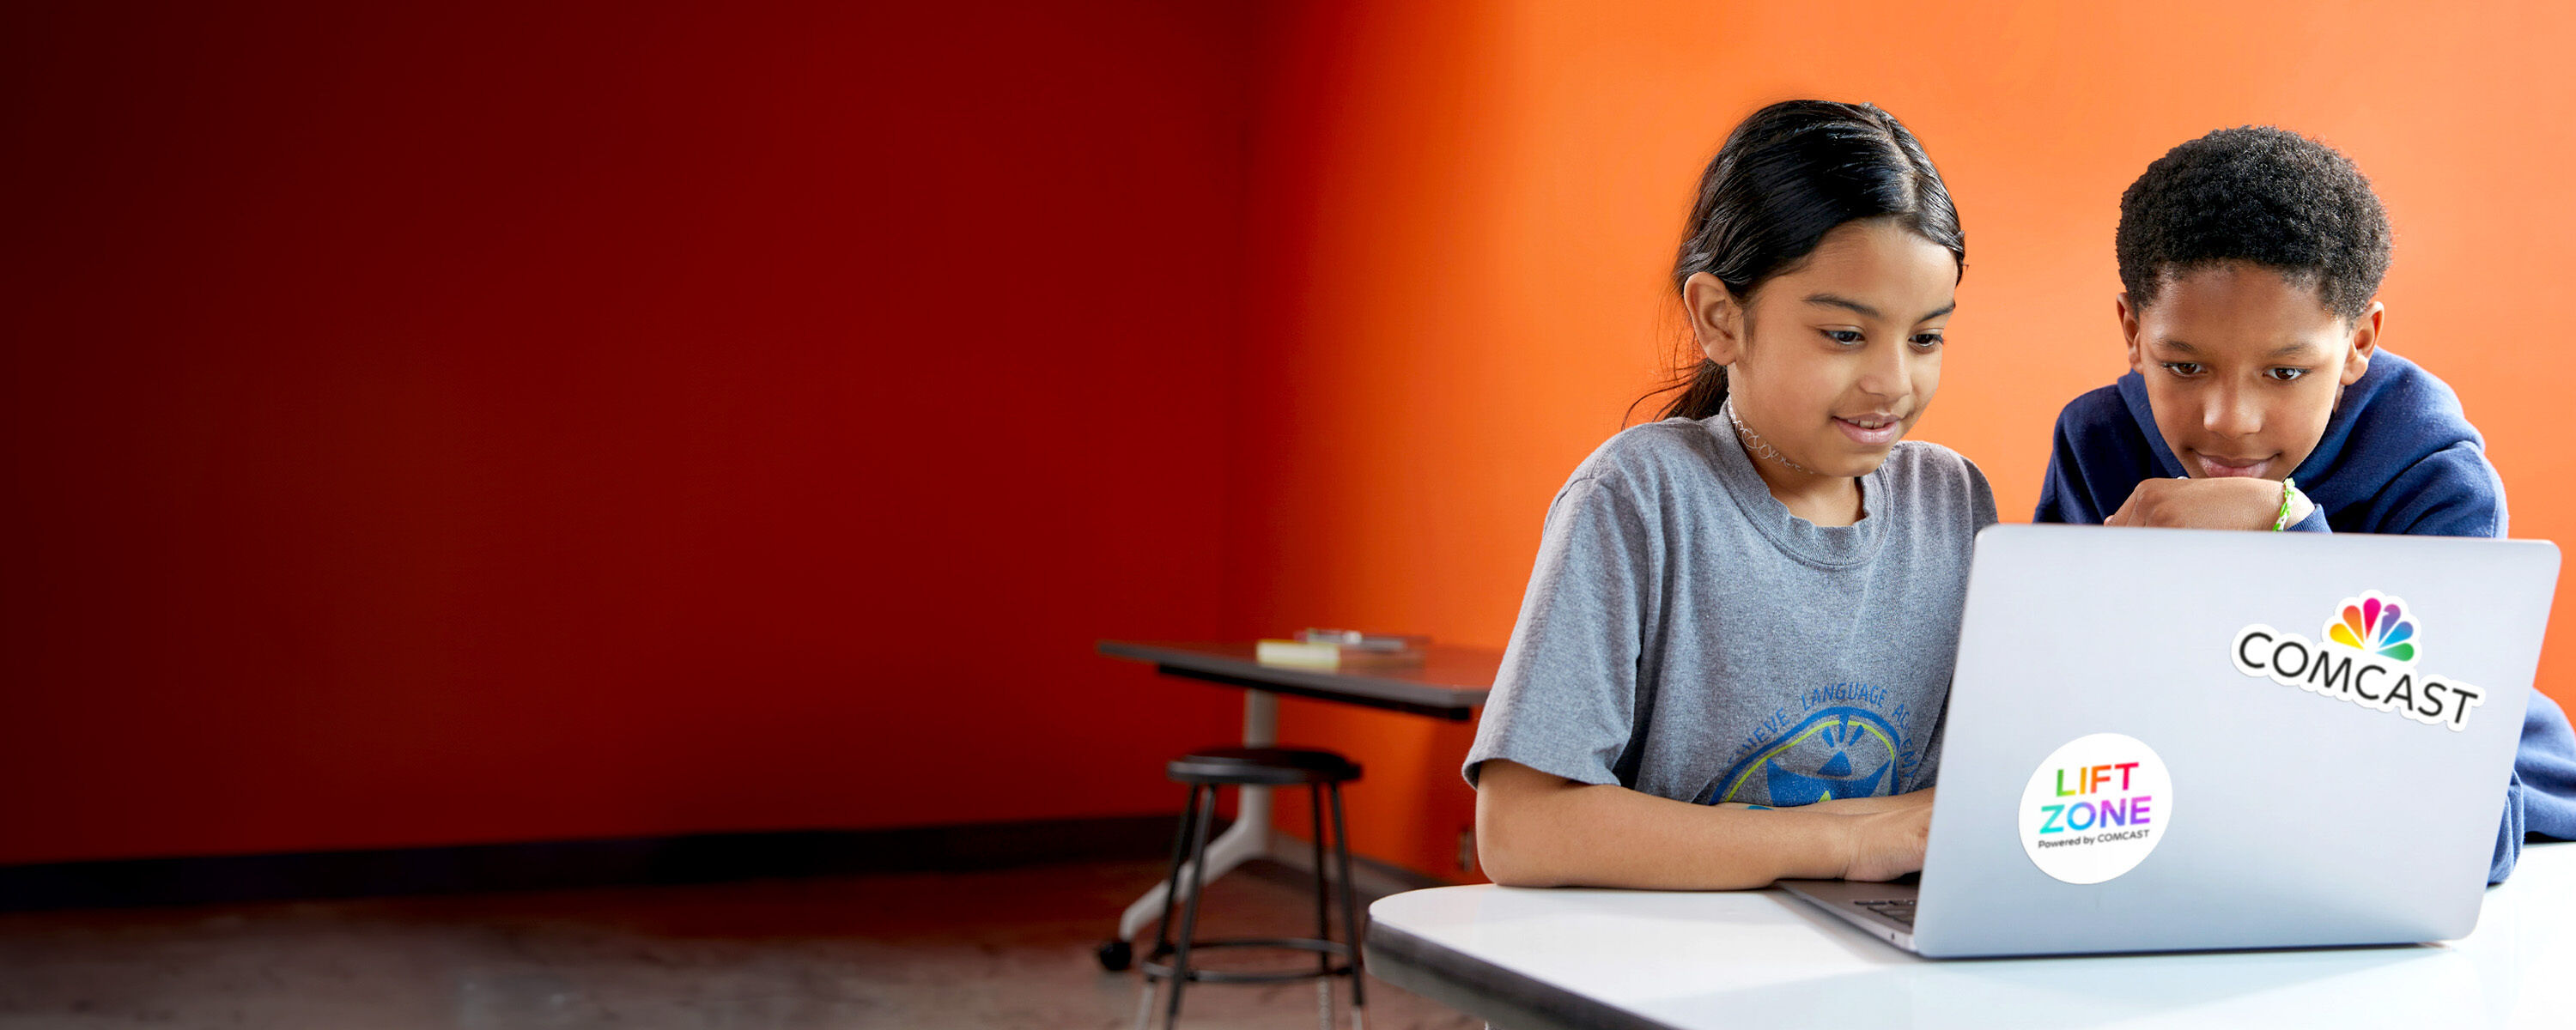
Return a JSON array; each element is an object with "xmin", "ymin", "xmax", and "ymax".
[
  {"xmin": 0, "ymin": 814, "xmax": 1196, "ymax": 913},
  {"xmin": 1258, "ymin": 831, "xmax": 1457, "ymax": 900}
]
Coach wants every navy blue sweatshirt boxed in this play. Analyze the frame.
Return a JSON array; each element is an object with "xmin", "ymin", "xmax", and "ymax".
[{"xmin": 2035, "ymin": 350, "xmax": 2576, "ymax": 882}]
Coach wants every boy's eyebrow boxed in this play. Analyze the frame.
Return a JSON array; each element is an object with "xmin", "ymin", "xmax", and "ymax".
[
  {"xmin": 2155, "ymin": 339, "xmax": 2328, "ymax": 359},
  {"xmin": 1802, "ymin": 294, "xmax": 1957, "ymax": 322}
]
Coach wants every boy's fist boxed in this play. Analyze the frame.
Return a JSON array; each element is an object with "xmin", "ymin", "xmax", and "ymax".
[{"xmin": 2105, "ymin": 476, "xmax": 2290, "ymax": 530}]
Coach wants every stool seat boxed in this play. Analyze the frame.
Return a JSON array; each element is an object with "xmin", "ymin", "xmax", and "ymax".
[{"xmin": 1167, "ymin": 746, "xmax": 1361, "ymax": 785}]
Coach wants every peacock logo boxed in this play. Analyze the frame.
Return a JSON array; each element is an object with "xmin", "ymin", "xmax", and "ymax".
[
  {"xmin": 2327, "ymin": 592, "xmax": 2417, "ymax": 663},
  {"xmin": 2231, "ymin": 591, "xmax": 2488, "ymax": 731}
]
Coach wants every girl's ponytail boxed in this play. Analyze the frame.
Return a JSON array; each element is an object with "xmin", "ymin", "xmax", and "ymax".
[
  {"xmin": 1639, "ymin": 100, "xmax": 1965, "ymax": 423},
  {"xmin": 1665, "ymin": 359, "xmax": 1728, "ymax": 422}
]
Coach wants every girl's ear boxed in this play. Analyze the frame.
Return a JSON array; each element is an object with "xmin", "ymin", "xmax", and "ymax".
[
  {"xmin": 2339, "ymin": 300, "xmax": 2385, "ymax": 385},
  {"xmin": 1685, "ymin": 272, "xmax": 1745, "ymax": 365}
]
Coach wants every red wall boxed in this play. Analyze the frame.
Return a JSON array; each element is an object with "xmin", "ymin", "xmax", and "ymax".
[
  {"xmin": 17, "ymin": 3, "xmax": 2576, "ymax": 884},
  {"xmin": 1, "ymin": 3, "xmax": 1255, "ymax": 864}
]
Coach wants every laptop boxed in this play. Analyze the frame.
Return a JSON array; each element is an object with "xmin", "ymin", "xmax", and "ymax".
[{"xmin": 1777, "ymin": 523, "xmax": 2558, "ymax": 958}]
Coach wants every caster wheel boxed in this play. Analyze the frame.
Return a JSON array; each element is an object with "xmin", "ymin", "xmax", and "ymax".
[{"xmin": 1097, "ymin": 938, "xmax": 1133, "ymax": 972}]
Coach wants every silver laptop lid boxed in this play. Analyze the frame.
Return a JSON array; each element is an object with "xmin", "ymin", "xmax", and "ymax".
[{"xmin": 1912, "ymin": 524, "xmax": 2557, "ymax": 958}]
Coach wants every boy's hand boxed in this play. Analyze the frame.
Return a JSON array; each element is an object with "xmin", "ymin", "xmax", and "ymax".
[{"xmin": 2105, "ymin": 476, "xmax": 2281, "ymax": 530}]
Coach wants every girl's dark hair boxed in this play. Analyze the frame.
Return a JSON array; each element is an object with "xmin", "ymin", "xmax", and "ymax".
[{"xmin": 1641, "ymin": 100, "xmax": 1965, "ymax": 422}]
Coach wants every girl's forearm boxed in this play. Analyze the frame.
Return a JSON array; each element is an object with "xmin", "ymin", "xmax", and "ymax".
[
  {"xmin": 1799, "ymin": 789, "xmax": 1934, "ymax": 817},
  {"xmin": 1476, "ymin": 763, "xmax": 1856, "ymax": 889}
]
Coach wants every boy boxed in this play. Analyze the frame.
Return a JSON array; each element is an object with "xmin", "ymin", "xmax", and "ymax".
[{"xmin": 2035, "ymin": 125, "xmax": 2576, "ymax": 881}]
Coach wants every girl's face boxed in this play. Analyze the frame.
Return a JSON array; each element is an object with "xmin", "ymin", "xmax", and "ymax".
[{"xmin": 1690, "ymin": 218, "xmax": 1959, "ymax": 479}]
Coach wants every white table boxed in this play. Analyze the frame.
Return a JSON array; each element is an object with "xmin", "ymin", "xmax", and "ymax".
[{"xmin": 1366, "ymin": 841, "xmax": 2576, "ymax": 1029}]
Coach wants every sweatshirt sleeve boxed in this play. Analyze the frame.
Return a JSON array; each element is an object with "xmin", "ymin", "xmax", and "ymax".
[
  {"xmin": 2030, "ymin": 391, "xmax": 2133, "ymax": 528},
  {"xmin": 2492, "ymin": 692, "xmax": 2576, "ymax": 883},
  {"xmin": 2376, "ymin": 440, "xmax": 2509, "ymax": 538}
]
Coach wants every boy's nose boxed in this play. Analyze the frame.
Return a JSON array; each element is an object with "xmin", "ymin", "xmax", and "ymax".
[{"xmin": 2203, "ymin": 385, "xmax": 2262, "ymax": 437}]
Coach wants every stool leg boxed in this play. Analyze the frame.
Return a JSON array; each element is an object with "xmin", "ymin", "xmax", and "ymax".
[
  {"xmin": 1309, "ymin": 783, "xmax": 1333, "ymax": 1030},
  {"xmin": 1166, "ymin": 784, "xmax": 1218, "ymax": 1030},
  {"xmin": 1328, "ymin": 782, "xmax": 1366, "ymax": 1028},
  {"xmin": 1150, "ymin": 784, "xmax": 1200, "ymax": 961},
  {"xmin": 1139, "ymin": 783, "xmax": 1201, "ymax": 1030}
]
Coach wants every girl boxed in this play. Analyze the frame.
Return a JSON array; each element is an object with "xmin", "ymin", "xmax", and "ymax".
[{"xmin": 1466, "ymin": 100, "xmax": 1996, "ymax": 889}]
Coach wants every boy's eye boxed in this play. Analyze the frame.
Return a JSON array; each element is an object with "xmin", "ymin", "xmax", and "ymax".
[
  {"xmin": 1822, "ymin": 330, "xmax": 1865, "ymax": 346},
  {"xmin": 2160, "ymin": 361, "xmax": 2205, "ymax": 378},
  {"xmin": 2265, "ymin": 367, "xmax": 2309, "ymax": 382}
]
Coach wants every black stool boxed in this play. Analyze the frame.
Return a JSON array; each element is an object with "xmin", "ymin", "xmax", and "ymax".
[{"xmin": 1138, "ymin": 746, "xmax": 1366, "ymax": 1030}]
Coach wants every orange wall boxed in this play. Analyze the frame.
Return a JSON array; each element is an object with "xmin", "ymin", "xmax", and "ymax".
[
  {"xmin": 1243, "ymin": 1, "xmax": 2576, "ymax": 879},
  {"xmin": 0, "ymin": 3, "xmax": 1255, "ymax": 865}
]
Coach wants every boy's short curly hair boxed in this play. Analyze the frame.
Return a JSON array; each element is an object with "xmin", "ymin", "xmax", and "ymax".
[{"xmin": 2117, "ymin": 126, "xmax": 2390, "ymax": 320}]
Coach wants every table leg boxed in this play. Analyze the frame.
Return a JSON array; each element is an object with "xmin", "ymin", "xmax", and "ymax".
[{"xmin": 1115, "ymin": 690, "xmax": 1279, "ymax": 943}]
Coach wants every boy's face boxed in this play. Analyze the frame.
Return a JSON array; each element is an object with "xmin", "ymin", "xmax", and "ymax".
[{"xmin": 2121, "ymin": 263, "xmax": 2383, "ymax": 482}]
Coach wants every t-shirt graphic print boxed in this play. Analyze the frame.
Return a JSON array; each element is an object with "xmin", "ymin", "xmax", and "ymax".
[{"xmin": 1699, "ymin": 683, "xmax": 1921, "ymax": 806}]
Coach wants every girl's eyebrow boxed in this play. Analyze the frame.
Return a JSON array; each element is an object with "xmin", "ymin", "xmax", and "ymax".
[
  {"xmin": 1804, "ymin": 294, "xmax": 1955, "ymax": 322},
  {"xmin": 1804, "ymin": 293, "xmax": 1880, "ymax": 318}
]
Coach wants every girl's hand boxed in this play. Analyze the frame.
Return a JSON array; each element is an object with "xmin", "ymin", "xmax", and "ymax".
[
  {"xmin": 2105, "ymin": 476, "xmax": 2281, "ymax": 530},
  {"xmin": 1837, "ymin": 802, "xmax": 1933, "ymax": 882}
]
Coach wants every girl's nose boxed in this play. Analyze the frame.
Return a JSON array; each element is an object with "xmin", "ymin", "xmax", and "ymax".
[{"xmin": 1856, "ymin": 342, "xmax": 1913, "ymax": 398}]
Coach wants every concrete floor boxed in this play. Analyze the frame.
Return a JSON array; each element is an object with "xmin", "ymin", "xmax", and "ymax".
[{"xmin": 0, "ymin": 857, "xmax": 1480, "ymax": 1029}]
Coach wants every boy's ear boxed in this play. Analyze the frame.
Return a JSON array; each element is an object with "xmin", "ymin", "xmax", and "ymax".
[
  {"xmin": 1685, "ymin": 272, "xmax": 1745, "ymax": 366},
  {"xmin": 2340, "ymin": 300, "xmax": 2385, "ymax": 386},
  {"xmin": 2117, "ymin": 293, "xmax": 2146, "ymax": 374}
]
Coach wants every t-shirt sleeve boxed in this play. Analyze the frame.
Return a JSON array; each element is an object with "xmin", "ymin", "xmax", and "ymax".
[
  {"xmin": 1462, "ymin": 472, "xmax": 1657, "ymax": 789},
  {"xmin": 1963, "ymin": 454, "xmax": 1999, "ymax": 532}
]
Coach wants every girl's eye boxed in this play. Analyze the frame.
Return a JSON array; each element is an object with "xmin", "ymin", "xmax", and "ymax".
[
  {"xmin": 2160, "ymin": 361, "xmax": 2206, "ymax": 378},
  {"xmin": 1910, "ymin": 333, "xmax": 1944, "ymax": 350},
  {"xmin": 2266, "ymin": 367, "xmax": 2309, "ymax": 382},
  {"xmin": 1822, "ymin": 330, "xmax": 1865, "ymax": 346}
]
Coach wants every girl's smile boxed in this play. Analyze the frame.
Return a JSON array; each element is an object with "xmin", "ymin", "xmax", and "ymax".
[{"xmin": 1834, "ymin": 413, "xmax": 1905, "ymax": 446}]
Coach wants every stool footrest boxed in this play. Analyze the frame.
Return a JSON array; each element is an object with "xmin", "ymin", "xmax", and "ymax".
[{"xmin": 1141, "ymin": 937, "xmax": 1356, "ymax": 985}]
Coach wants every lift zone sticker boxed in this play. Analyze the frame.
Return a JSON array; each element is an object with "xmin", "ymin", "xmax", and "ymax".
[
  {"xmin": 2018, "ymin": 733, "xmax": 2172, "ymax": 885},
  {"xmin": 2229, "ymin": 591, "xmax": 2487, "ymax": 731}
]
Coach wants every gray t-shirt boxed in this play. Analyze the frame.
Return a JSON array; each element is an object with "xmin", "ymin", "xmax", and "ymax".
[{"xmin": 1464, "ymin": 406, "xmax": 1998, "ymax": 806}]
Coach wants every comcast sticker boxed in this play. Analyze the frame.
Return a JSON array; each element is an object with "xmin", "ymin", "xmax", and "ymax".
[
  {"xmin": 2017, "ymin": 733, "xmax": 2173, "ymax": 885},
  {"xmin": 2230, "ymin": 591, "xmax": 2486, "ymax": 730}
]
